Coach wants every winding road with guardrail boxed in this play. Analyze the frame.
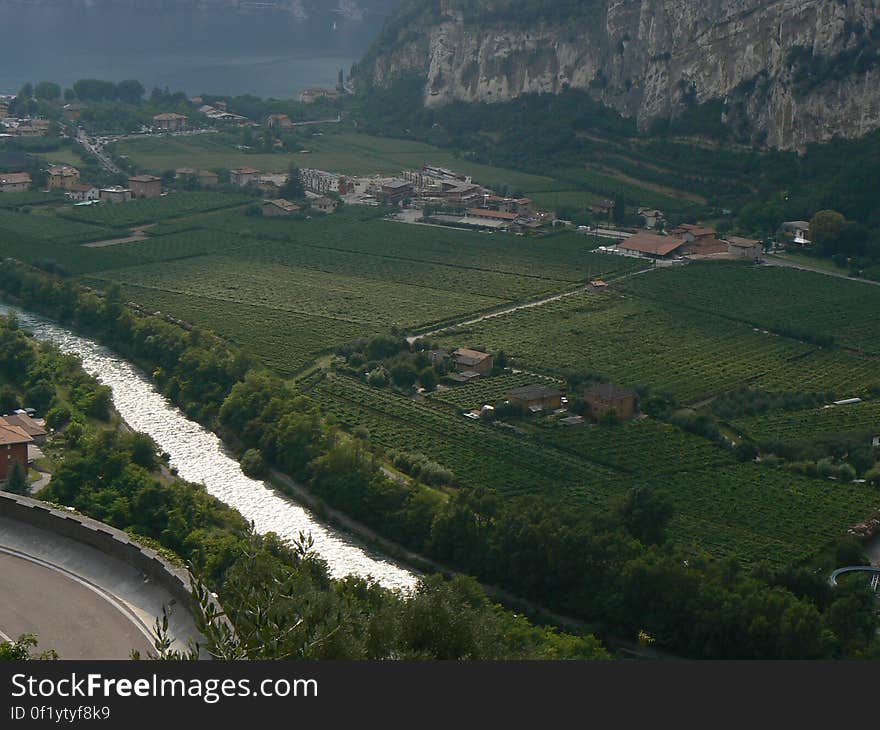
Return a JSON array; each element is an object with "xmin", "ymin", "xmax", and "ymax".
[{"xmin": 828, "ymin": 565, "xmax": 880, "ymax": 589}]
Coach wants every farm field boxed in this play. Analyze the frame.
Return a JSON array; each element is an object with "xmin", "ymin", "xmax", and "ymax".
[
  {"xmin": 732, "ymin": 400, "xmax": 880, "ymax": 444},
  {"xmin": 57, "ymin": 191, "xmax": 251, "ymax": 228},
  {"xmin": 617, "ymin": 262, "xmax": 880, "ymax": 355},
  {"xmin": 306, "ymin": 372, "xmax": 880, "ymax": 565},
  {"xmin": 430, "ymin": 290, "xmax": 877, "ymax": 404}
]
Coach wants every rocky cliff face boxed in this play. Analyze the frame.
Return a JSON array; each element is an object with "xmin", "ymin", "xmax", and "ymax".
[{"xmin": 361, "ymin": 0, "xmax": 880, "ymax": 149}]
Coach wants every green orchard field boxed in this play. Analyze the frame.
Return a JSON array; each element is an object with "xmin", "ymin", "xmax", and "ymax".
[
  {"xmin": 304, "ymin": 371, "xmax": 878, "ymax": 566},
  {"xmin": 2, "ymin": 189, "xmax": 879, "ymax": 568}
]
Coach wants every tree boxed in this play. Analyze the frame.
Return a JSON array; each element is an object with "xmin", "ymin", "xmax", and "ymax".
[
  {"xmin": 615, "ymin": 486, "xmax": 674, "ymax": 545},
  {"xmin": 810, "ymin": 210, "xmax": 846, "ymax": 256},
  {"xmin": 34, "ymin": 81, "xmax": 61, "ymax": 101},
  {"xmin": 115, "ymin": 80, "xmax": 145, "ymax": 105},
  {"xmin": 613, "ymin": 193, "xmax": 626, "ymax": 226},
  {"xmin": 5, "ymin": 460, "xmax": 28, "ymax": 495},
  {"xmin": 280, "ymin": 165, "xmax": 305, "ymax": 200}
]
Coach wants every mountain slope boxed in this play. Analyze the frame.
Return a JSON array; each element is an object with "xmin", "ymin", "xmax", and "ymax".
[{"xmin": 358, "ymin": 0, "xmax": 880, "ymax": 149}]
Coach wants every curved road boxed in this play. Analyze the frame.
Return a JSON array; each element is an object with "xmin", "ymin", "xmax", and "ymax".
[
  {"xmin": 0, "ymin": 548, "xmax": 153, "ymax": 659},
  {"xmin": 828, "ymin": 565, "xmax": 880, "ymax": 588}
]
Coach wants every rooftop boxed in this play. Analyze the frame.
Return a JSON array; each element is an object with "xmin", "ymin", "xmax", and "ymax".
[
  {"xmin": 619, "ymin": 232, "xmax": 686, "ymax": 257},
  {"xmin": 453, "ymin": 348, "xmax": 492, "ymax": 366},
  {"xmin": 0, "ymin": 414, "xmax": 45, "ymax": 439},
  {"xmin": 727, "ymin": 236, "xmax": 761, "ymax": 248},
  {"xmin": 466, "ymin": 208, "xmax": 518, "ymax": 221},
  {"xmin": 0, "ymin": 422, "xmax": 33, "ymax": 446}
]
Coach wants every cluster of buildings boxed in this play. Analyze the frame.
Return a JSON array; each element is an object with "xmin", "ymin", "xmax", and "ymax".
[
  {"xmin": 610, "ymin": 224, "xmax": 764, "ymax": 262},
  {"xmin": 0, "ymin": 105, "xmax": 53, "ymax": 138},
  {"xmin": 426, "ymin": 345, "xmax": 638, "ymax": 424}
]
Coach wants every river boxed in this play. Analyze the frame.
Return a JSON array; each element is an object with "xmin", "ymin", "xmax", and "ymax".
[{"xmin": 1, "ymin": 304, "xmax": 417, "ymax": 592}]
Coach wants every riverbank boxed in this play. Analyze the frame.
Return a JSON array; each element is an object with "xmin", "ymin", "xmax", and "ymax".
[{"xmin": 1, "ymin": 303, "xmax": 418, "ymax": 592}]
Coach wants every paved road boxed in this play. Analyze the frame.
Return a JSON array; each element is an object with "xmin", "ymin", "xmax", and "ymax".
[
  {"xmin": 407, "ymin": 264, "xmax": 655, "ymax": 344},
  {"xmin": 0, "ymin": 549, "xmax": 153, "ymax": 659}
]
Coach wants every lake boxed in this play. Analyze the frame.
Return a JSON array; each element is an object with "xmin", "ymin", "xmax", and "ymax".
[{"xmin": 0, "ymin": 1, "xmax": 390, "ymax": 98}]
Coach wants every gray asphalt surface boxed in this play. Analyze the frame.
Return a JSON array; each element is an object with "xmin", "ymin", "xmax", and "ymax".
[{"xmin": 0, "ymin": 550, "xmax": 154, "ymax": 659}]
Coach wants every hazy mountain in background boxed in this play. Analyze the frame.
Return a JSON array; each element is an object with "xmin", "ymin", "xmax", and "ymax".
[{"xmin": 357, "ymin": 0, "xmax": 880, "ymax": 149}]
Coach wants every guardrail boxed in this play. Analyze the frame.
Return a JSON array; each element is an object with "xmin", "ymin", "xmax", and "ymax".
[{"xmin": 0, "ymin": 491, "xmax": 193, "ymax": 609}]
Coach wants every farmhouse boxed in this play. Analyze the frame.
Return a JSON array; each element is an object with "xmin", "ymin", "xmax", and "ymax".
[
  {"xmin": 64, "ymin": 183, "xmax": 100, "ymax": 202},
  {"xmin": 230, "ymin": 167, "xmax": 261, "ymax": 187},
  {"xmin": 266, "ymin": 113, "xmax": 295, "ymax": 130},
  {"xmin": 618, "ymin": 232, "xmax": 686, "ymax": 259},
  {"xmin": 261, "ymin": 198, "xmax": 301, "ymax": 217},
  {"xmin": 727, "ymin": 236, "xmax": 764, "ymax": 259},
  {"xmin": 0, "ymin": 421, "xmax": 32, "ymax": 481},
  {"xmin": 99, "ymin": 186, "xmax": 132, "ymax": 203},
  {"xmin": 128, "ymin": 174, "xmax": 163, "ymax": 199},
  {"xmin": 583, "ymin": 383, "xmax": 638, "ymax": 420},
  {"xmin": 777, "ymin": 220, "xmax": 812, "ymax": 245},
  {"xmin": 0, "ymin": 414, "xmax": 46, "ymax": 445},
  {"xmin": 672, "ymin": 224, "xmax": 727, "ymax": 255},
  {"xmin": 638, "ymin": 208, "xmax": 665, "ymax": 229},
  {"xmin": 48, "ymin": 165, "xmax": 80, "ymax": 190},
  {"xmin": 0, "ymin": 172, "xmax": 31, "ymax": 193},
  {"xmin": 153, "ymin": 112, "xmax": 188, "ymax": 131},
  {"xmin": 452, "ymin": 348, "xmax": 494, "ymax": 375},
  {"xmin": 507, "ymin": 384, "xmax": 564, "ymax": 411}
]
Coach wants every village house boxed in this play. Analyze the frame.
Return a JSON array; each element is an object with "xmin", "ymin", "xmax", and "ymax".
[
  {"xmin": 48, "ymin": 164, "xmax": 80, "ymax": 190},
  {"xmin": 618, "ymin": 231, "xmax": 687, "ymax": 259},
  {"xmin": 507, "ymin": 384, "xmax": 565, "ymax": 412},
  {"xmin": 128, "ymin": 174, "xmax": 163, "ymax": 199},
  {"xmin": 266, "ymin": 113, "xmax": 295, "ymax": 130},
  {"xmin": 638, "ymin": 208, "xmax": 665, "ymax": 230},
  {"xmin": 230, "ymin": 167, "xmax": 261, "ymax": 187},
  {"xmin": 99, "ymin": 186, "xmax": 132, "ymax": 203},
  {"xmin": 64, "ymin": 183, "xmax": 100, "ymax": 202},
  {"xmin": 583, "ymin": 383, "xmax": 638, "ymax": 420},
  {"xmin": 0, "ymin": 414, "xmax": 46, "ymax": 445},
  {"xmin": 0, "ymin": 172, "xmax": 31, "ymax": 193},
  {"xmin": 175, "ymin": 167, "xmax": 196, "ymax": 179},
  {"xmin": 452, "ymin": 348, "xmax": 494, "ymax": 376},
  {"xmin": 0, "ymin": 101, "xmax": 8, "ymax": 118},
  {"xmin": 261, "ymin": 198, "xmax": 301, "ymax": 217},
  {"xmin": 311, "ymin": 196, "xmax": 339, "ymax": 214},
  {"xmin": 0, "ymin": 421, "xmax": 32, "ymax": 481},
  {"xmin": 671, "ymin": 224, "xmax": 727, "ymax": 255},
  {"xmin": 727, "ymin": 236, "xmax": 764, "ymax": 260},
  {"xmin": 152, "ymin": 112, "xmax": 188, "ymax": 132},
  {"xmin": 872, "ymin": 434, "xmax": 879, "ymax": 448},
  {"xmin": 778, "ymin": 220, "xmax": 811, "ymax": 245}
]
